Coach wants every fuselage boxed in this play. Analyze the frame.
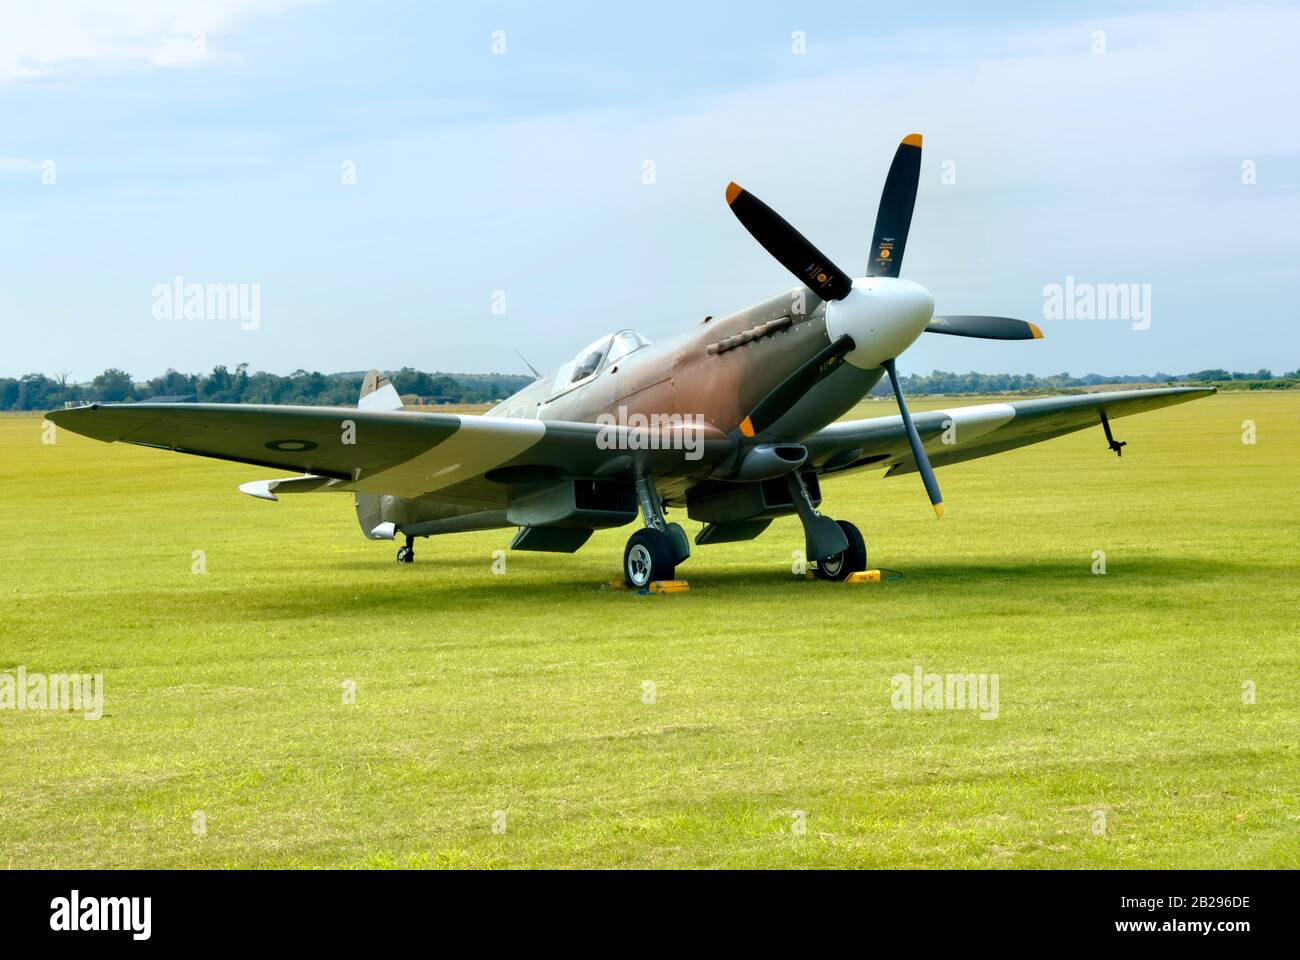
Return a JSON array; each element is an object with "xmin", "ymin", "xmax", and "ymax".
[
  {"xmin": 489, "ymin": 278, "xmax": 932, "ymax": 439},
  {"xmin": 391, "ymin": 276, "xmax": 934, "ymax": 533}
]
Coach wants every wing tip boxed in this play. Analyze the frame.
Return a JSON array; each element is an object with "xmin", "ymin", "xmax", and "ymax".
[
  {"xmin": 44, "ymin": 403, "xmax": 121, "ymax": 441},
  {"xmin": 45, "ymin": 403, "xmax": 97, "ymax": 423}
]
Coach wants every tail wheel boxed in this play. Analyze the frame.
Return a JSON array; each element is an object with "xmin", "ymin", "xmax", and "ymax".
[
  {"xmin": 813, "ymin": 520, "xmax": 867, "ymax": 581},
  {"xmin": 624, "ymin": 529, "xmax": 676, "ymax": 588}
]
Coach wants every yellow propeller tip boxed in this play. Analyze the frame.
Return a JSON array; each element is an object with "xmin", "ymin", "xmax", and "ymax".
[
  {"xmin": 902, "ymin": 133, "xmax": 923, "ymax": 148},
  {"xmin": 933, "ymin": 502, "xmax": 944, "ymax": 519},
  {"xmin": 1028, "ymin": 322, "xmax": 1045, "ymax": 339},
  {"xmin": 725, "ymin": 182, "xmax": 743, "ymax": 205},
  {"xmin": 739, "ymin": 416, "xmax": 755, "ymax": 438}
]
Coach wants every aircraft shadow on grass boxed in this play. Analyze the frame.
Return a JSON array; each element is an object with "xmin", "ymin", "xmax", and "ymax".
[{"xmin": 215, "ymin": 553, "xmax": 1268, "ymax": 618}]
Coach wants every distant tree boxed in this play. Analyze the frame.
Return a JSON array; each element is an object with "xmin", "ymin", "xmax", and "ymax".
[
  {"xmin": 145, "ymin": 368, "xmax": 198, "ymax": 398},
  {"xmin": 18, "ymin": 373, "xmax": 57, "ymax": 410},
  {"xmin": 391, "ymin": 367, "xmax": 437, "ymax": 397},
  {"xmin": 320, "ymin": 375, "xmax": 362, "ymax": 405},
  {"xmin": 242, "ymin": 370, "xmax": 289, "ymax": 404},
  {"xmin": 91, "ymin": 368, "xmax": 136, "ymax": 402},
  {"xmin": 201, "ymin": 364, "xmax": 246, "ymax": 403},
  {"xmin": 286, "ymin": 371, "xmax": 329, "ymax": 403},
  {"xmin": 427, "ymin": 375, "xmax": 460, "ymax": 400}
]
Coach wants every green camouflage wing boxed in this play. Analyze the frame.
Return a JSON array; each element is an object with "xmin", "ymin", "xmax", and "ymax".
[
  {"xmin": 801, "ymin": 387, "xmax": 1216, "ymax": 478},
  {"xmin": 46, "ymin": 402, "xmax": 725, "ymax": 506}
]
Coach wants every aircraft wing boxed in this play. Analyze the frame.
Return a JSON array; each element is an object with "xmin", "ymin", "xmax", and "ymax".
[
  {"xmin": 46, "ymin": 402, "xmax": 725, "ymax": 507},
  {"xmin": 802, "ymin": 386, "xmax": 1216, "ymax": 478}
]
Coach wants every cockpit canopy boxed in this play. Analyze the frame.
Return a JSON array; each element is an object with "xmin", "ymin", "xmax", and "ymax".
[{"xmin": 550, "ymin": 329, "xmax": 651, "ymax": 395}]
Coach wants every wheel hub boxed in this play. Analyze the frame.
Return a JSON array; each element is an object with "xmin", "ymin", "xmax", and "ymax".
[{"xmin": 627, "ymin": 544, "xmax": 653, "ymax": 586}]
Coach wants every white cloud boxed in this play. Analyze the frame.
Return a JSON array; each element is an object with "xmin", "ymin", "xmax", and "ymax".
[{"xmin": 0, "ymin": 0, "xmax": 314, "ymax": 80}]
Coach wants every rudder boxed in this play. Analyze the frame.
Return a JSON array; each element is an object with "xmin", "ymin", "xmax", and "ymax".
[{"xmin": 356, "ymin": 370, "xmax": 402, "ymax": 540}]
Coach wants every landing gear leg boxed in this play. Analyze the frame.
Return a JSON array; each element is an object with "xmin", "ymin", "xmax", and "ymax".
[
  {"xmin": 396, "ymin": 534, "xmax": 415, "ymax": 564},
  {"xmin": 623, "ymin": 474, "xmax": 687, "ymax": 587},
  {"xmin": 782, "ymin": 472, "xmax": 866, "ymax": 581},
  {"xmin": 784, "ymin": 471, "xmax": 848, "ymax": 562}
]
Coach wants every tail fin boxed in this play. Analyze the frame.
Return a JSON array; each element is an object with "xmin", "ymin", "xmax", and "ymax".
[
  {"xmin": 356, "ymin": 370, "xmax": 402, "ymax": 539},
  {"xmin": 359, "ymin": 369, "xmax": 403, "ymax": 411}
]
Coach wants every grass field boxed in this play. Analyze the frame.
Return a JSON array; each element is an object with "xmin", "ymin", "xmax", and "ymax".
[{"xmin": 1, "ymin": 391, "xmax": 1297, "ymax": 868}]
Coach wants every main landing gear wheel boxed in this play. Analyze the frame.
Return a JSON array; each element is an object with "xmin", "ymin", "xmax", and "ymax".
[
  {"xmin": 813, "ymin": 520, "xmax": 867, "ymax": 581},
  {"xmin": 396, "ymin": 536, "xmax": 415, "ymax": 564},
  {"xmin": 624, "ymin": 528, "xmax": 676, "ymax": 588}
]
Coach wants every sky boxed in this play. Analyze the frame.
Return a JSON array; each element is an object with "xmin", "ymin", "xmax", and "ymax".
[{"xmin": 1, "ymin": 0, "xmax": 1297, "ymax": 381}]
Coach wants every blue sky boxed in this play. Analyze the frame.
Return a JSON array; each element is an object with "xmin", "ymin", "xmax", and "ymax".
[{"xmin": 1, "ymin": 0, "xmax": 1296, "ymax": 380}]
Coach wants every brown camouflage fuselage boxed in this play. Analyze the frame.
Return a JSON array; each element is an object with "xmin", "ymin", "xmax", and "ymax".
[{"xmin": 383, "ymin": 286, "xmax": 883, "ymax": 531}]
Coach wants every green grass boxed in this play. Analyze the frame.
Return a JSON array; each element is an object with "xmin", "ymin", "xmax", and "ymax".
[{"xmin": 1, "ymin": 392, "xmax": 1297, "ymax": 868}]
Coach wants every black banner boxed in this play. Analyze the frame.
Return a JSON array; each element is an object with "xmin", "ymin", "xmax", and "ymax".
[{"xmin": 0, "ymin": 869, "xmax": 1282, "ymax": 946}]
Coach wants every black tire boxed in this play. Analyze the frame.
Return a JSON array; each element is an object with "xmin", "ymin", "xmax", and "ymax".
[
  {"xmin": 396, "ymin": 545, "xmax": 414, "ymax": 563},
  {"xmin": 624, "ymin": 528, "xmax": 676, "ymax": 588},
  {"xmin": 813, "ymin": 520, "xmax": 867, "ymax": 581}
]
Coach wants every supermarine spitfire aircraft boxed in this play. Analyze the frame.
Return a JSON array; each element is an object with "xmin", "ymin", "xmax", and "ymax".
[{"xmin": 50, "ymin": 134, "xmax": 1213, "ymax": 588}]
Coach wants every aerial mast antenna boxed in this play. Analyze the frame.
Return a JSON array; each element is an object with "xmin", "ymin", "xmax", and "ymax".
[{"xmin": 513, "ymin": 348, "xmax": 543, "ymax": 380}]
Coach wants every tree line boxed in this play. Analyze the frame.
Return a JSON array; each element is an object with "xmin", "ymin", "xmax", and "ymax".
[
  {"xmin": 869, "ymin": 368, "xmax": 1298, "ymax": 397},
  {"xmin": 0, "ymin": 366, "xmax": 534, "ymax": 411},
  {"xmin": 1, "ymin": 364, "xmax": 1295, "ymax": 412}
]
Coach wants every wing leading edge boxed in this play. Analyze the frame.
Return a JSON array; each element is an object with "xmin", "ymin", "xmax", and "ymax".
[
  {"xmin": 48, "ymin": 387, "xmax": 1213, "ymax": 507},
  {"xmin": 45, "ymin": 402, "xmax": 727, "ymax": 507}
]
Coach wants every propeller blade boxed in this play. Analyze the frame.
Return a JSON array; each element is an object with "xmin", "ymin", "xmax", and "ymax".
[
  {"xmin": 881, "ymin": 358, "xmax": 943, "ymax": 518},
  {"xmin": 867, "ymin": 133, "xmax": 923, "ymax": 278},
  {"xmin": 925, "ymin": 315, "xmax": 1044, "ymax": 340},
  {"xmin": 725, "ymin": 182, "xmax": 853, "ymax": 301},
  {"xmin": 739, "ymin": 334, "xmax": 856, "ymax": 438}
]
